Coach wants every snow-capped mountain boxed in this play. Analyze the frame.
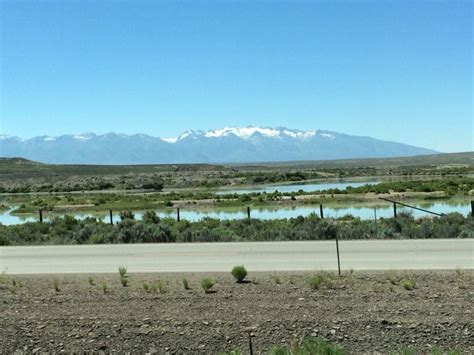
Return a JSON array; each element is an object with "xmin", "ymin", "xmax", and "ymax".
[{"xmin": 0, "ymin": 126, "xmax": 437, "ymax": 164}]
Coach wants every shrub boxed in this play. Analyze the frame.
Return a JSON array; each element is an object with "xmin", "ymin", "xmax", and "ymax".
[
  {"xmin": 401, "ymin": 278, "xmax": 416, "ymax": 291},
  {"xmin": 118, "ymin": 266, "xmax": 127, "ymax": 277},
  {"xmin": 101, "ymin": 281, "xmax": 108, "ymax": 294},
  {"xmin": 156, "ymin": 280, "xmax": 166, "ymax": 294},
  {"xmin": 120, "ymin": 275, "xmax": 129, "ymax": 287},
  {"xmin": 182, "ymin": 277, "xmax": 190, "ymax": 290},
  {"xmin": 119, "ymin": 266, "xmax": 129, "ymax": 287},
  {"xmin": 201, "ymin": 277, "xmax": 216, "ymax": 293},
  {"xmin": 231, "ymin": 265, "xmax": 248, "ymax": 283},
  {"xmin": 307, "ymin": 275, "xmax": 323, "ymax": 290},
  {"xmin": 142, "ymin": 282, "xmax": 151, "ymax": 293},
  {"xmin": 119, "ymin": 210, "xmax": 135, "ymax": 221},
  {"xmin": 53, "ymin": 279, "xmax": 60, "ymax": 292},
  {"xmin": 88, "ymin": 276, "xmax": 95, "ymax": 285}
]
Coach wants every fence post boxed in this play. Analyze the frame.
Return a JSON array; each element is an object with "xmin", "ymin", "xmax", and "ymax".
[
  {"xmin": 247, "ymin": 206, "xmax": 251, "ymax": 219},
  {"xmin": 335, "ymin": 233, "xmax": 341, "ymax": 277},
  {"xmin": 248, "ymin": 331, "xmax": 254, "ymax": 355},
  {"xmin": 39, "ymin": 209, "xmax": 43, "ymax": 223},
  {"xmin": 373, "ymin": 207, "xmax": 377, "ymax": 237},
  {"xmin": 393, "ymin": 202, "xmax": 397, "ymax": 218},
  {"xmin": 109, "ymin": 210, "xmax": 113, "ymax": 225},
  {"xmin": 177, "ymin": 207, "xmax": 180, "ymax": 222},
  {"xmin": 320, "ymin": 204, "xmax": 324, "ymax": 219},
  {"xmin": 471, "ymin": 200, "xmax": 474, "ymax": 217}
]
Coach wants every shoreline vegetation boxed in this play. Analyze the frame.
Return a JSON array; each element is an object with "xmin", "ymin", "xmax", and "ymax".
[
  {"xmin": 1, "ymin": 209, "xmax": 472, "ymax": 246},
  {"xmin": 2, "ymin": 177, "xmax": 473, "ymax": 215}
]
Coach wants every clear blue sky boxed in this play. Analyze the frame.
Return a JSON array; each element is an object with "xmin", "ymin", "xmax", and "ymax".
[{"xmin": 1, "ymin": 0, "xmax": 472, "ymax": 152}]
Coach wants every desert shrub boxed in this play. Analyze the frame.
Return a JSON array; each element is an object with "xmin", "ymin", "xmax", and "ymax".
[
  {"xmin": 53, "ymin": 279, "xmax": 60, "ymax": 292},
  {"xmin": 182, "ymin": 278, "xmax": 190, "ymax": 290},
  {"xmin": 231, "ymin": 265, "xmax": 247, "ymax": 283},
  {"xmin": 118, "ymin": 266, "xmax": 127, "ymax": 277},
  {"xmin": 119, "ymin": 266, "xmax": 128, "ymax": 287},
  {"xmin": 88, "ymin": 276, "xmax": 95, "ymax": 285},
  {"xmin": 401, "ymin": 278, "xmax": 416, "ymax": 290},
  {"xmin": 101, "ymin": 281, "xmax": 108, "ymax": 294},
  {"xmin": 201, "ymin": 277, "xmax": 215, "ymax": 293},
  {"xmin": 142, "ymin": 282, "xmax": 151, "ymax": 293},
  {"xmin": 307, "ymin": 275, "xmax": 323, "ymax": 290},
  {"xmin": 0, "ymin": 271, "xmax": 6, "ymax": 285},
  {"xmin": 156, "ymin": 280, "xmax": 166, "ymax": 294},
  {"xmin": 142, "ymin": 210, "xmax": 160, "ymax": 224},
  {"xmin": 119, "ymin": 210, "xmax": 135, "ymax": 221}
]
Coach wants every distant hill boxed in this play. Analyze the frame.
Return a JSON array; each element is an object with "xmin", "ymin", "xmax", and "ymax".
[
  {"xmin": 0, "ymin": 152, "xmax": 471, "ymax": 179},
  {"xmin": 0, "ymin": 126, "xmax": 438, "ymax": 164}
]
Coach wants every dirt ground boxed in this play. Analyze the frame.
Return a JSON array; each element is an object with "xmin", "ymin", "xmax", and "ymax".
[{"xmin": 1, "ymin": 270, "xmax": 472, "ymax": 354}]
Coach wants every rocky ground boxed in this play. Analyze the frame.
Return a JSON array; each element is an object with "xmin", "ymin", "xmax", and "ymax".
[{"xmin": 0, "ymin": 270, "xmax": 472, "ymax": 354}]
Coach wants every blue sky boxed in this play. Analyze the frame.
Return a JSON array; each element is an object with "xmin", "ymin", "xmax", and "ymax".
[{"xmin": 1, "ymin": 0, "xmax": 472, "ymax": 152}]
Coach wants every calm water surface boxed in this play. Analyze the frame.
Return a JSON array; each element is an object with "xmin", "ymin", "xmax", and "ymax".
[
  {"xmin": 1, "ymin": 201, "xmax": 470, "ymax": 225},
  {"xmin": 216, "ymin": 180, "xmax": 380, "ymax": 195}
]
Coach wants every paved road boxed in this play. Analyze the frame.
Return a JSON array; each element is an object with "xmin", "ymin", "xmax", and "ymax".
[{"xmin": 1, "ymin": 239, "xmax": 472, "ymax": 274}]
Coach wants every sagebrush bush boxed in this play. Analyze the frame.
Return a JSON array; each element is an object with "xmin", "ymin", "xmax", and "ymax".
[
  {"xmin": 118, "ymin": 266, "xmax": 127, "ymax": 277},
  {"xmin": 307, "ymin": 275, "xmax": 322, "ymax": 290},
  {"xmin": 156, "ymin": 280, "xmax": 166, "ymax": 294},
  {"xmin": 120, "ymin": 275, "xmax": 129, "ymax": 287},
  {"xmin": 201, "ymin": 277, "xmax": 215, "ymax": 293},
  {"xmin": 182, "ymin": 278, "xmax": 190, "ymax": 290},
  {"xmin": 118, "ymin": 266, "xmax": 129, "ymax": 287},
  {"xmin": 88, "ymin": 276, "xmax": 95, "ymax": 285},
  {"xmin": 142, "ymin": 282, "xmax": 151, "ymax": 293},
  {"xmin": 53, "ymin": 279, "xmax": 60, "ymax": 292},
  {"xmin": 231, "ymin": 265, "xmax": 247, "ymax": 283},
  {"xmin": 101, "ymin": 281, "xmax": 108, "ymax": 294},
  {"xmin": 401, "ymin": 278, "xmax": 416, "ymax": 290}
]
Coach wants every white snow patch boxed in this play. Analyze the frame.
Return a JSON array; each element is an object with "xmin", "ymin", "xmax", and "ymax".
[
  {"xmin": 283, "ymin": 129, "xmax": 316, "ymax": 138},
  {"xmin": 178, "ymin": 132, "xmax": 191, "ymax": 141},
  {"xmin": 162, "ymin": 137, "xmax": 178, "ymax": 143},
  {"xmin": 320, "ymin": 132, "xmax": 335, "ymax": 139},
  {"xmin": 73, "ymin": 134, "xmax": 93, "ymax": 140},
  {"xmin": 43, "ymin": 136, "xmax": 56, "ymax": 141},
  {"xmin": 205, "ymin": 126, "xmax": 280, "ymax": 139}
]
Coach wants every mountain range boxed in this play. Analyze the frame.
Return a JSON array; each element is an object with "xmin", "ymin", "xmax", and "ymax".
[{"xmin": 0, "ymin": 127, "xmax": 438, "ymax": 164}]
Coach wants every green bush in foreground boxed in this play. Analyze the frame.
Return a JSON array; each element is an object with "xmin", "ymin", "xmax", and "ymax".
[
  {"xmin": 118, "ymin": 266, "xmax": 129, "ymax": 287},
  {"xmin": 400, "ymin": 278, "xmax": 416, "ymax": 291},
  {"xmin": 231, "ymin": 265, "xmax": 248, "ymax": 283},
  {"xmin": 53, "ymin": 279, "xmax": 60, "ymax": 293},
  {"xmin": 307, "ymin": 275, "xmax": 323, "ymax": 290},
  {"xmin": 182, "ymin": 277, "xmax": 190, "ymax": 290},
  {"xmin": 201, "ymin": 277, "xmax": 216, "ymax": 293}
]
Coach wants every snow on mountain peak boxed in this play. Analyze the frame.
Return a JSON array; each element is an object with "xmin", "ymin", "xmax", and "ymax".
[
  {"xmin": 72, "ymin": 133, "xmax": 94, "ymax": 140},
  {"xmin": 159, "ymin": 126, "xmax": 321, "ymax": 143},
  {"xmin": 162, "ymin": 137, "xmax": 178, "ymax": 143},
  {"xmin": 205, "ymin": 126, "xmax": 280, "ymax": 139}
]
